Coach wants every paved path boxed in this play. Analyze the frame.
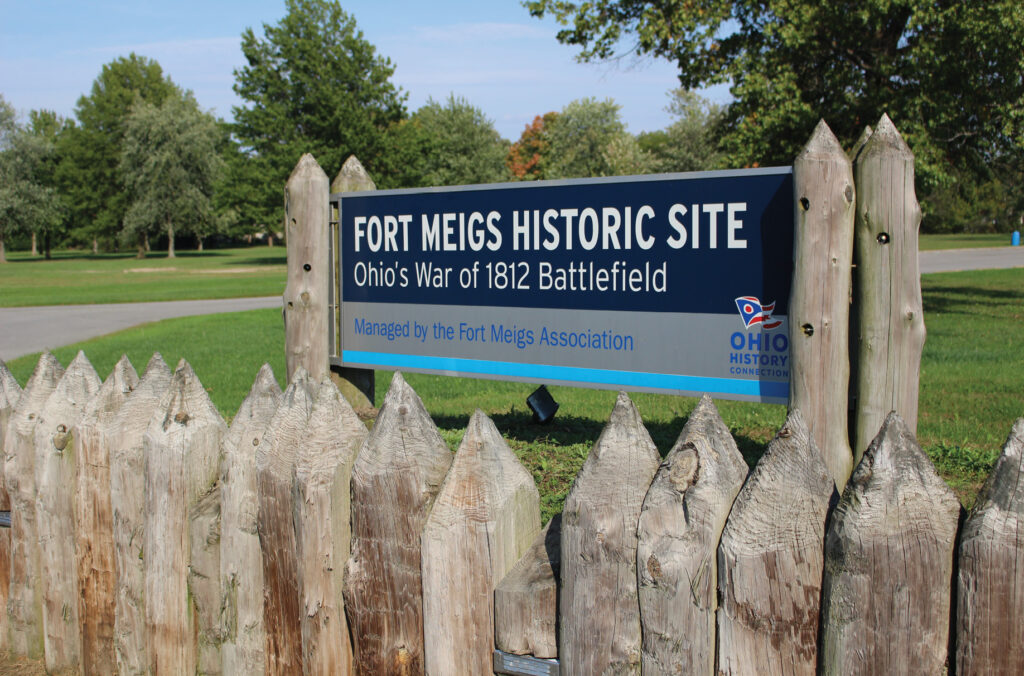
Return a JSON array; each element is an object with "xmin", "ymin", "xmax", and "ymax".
[
  {"xmin": 0, "ymin": 296, "xmax": 280, "ymax": 362},
  {"xmin": 1, "ymin": 247, "xmax": 1021, "ymax": 363}
]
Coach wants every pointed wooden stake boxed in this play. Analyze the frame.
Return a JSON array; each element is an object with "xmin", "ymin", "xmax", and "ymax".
[
  {"xmin": 0, "ymin": 359, "xmax": 23, "ymax": 653},
  {"xmin": 76, "ymin": 355, "xmax": 138, "ymax": 676},
  {"xmin": 422, "ymin": 410, "xmax": 541, "ymax": 674},
  {"xmin": 110, "ymin": 353, "xmax": 171, "ymax": 675},
  {"xmin": 5, "ymin": 352, "xmax": 62, "ymax": 659},
  {"xmin": 789, "ymin": 120, "xmax": 856, "ymax": 491},
  {"xmin": 345, "ymin": 372, "xmax": 452, "ymax": 675},
  {"xmin": 560, "ymin": 392, "xmax": 661, "ymax": 676},
  {"xmin": 143, "ymin": 360, "xmax": 226, "ymax": 675},
  {"xmin": 956, "ymin": 419, "xmax": 1024, "ymax": 673},
  {"xmin": 257, "ymin": 369, "xmax": 314, "ymax": 675},
  {"xmin": 495, "ymin": 515, "xmax": 562, "ymax": 659},
  {"xmin": 637, "ymin": 394, "xmax": 748, "ymax": 674},
  {"xmin": 820, "ymin": 412, "xmax": 960, "ymax": 674},
  {"xmin": 284, "ymin": 153, "xmax": 330, "ymax": 384},
  {"xmin": 220, "ymin": 364, "xmax": 281, "ymax": 676},
  {"xmin": 717, "ymin": 410, "xmax": 836, "ymax": 674},
  {"xmin": 850, "ymin": 114, "xmax": 925, "ymax": 465},
  {"xmin": 293, "ymin": 378, "xmax": 367, "ymax": 675}
]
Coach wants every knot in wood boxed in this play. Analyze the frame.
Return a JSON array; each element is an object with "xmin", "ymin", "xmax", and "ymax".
[
  {"xmin": 53, "ymin": 431, "xmax": 69, "ymax": 452},
  {"xmin": 778, "ymin": 426, "xmax": 792, "ymax": 439},
  {"xmin": 394, "ymin": 646, "xmax": 412, "ymax": 666},
  {"xmin": 647, "ymin": 553, "xmax": 663, "ymax": 581},
  {"xmin": 844, "ymin": 184, "xmax": 854, "ymax": 203},
  {"xmin": 252, "ymin": 437, "xmax": 260, "ymax": 447},
  {"xmin": 670, "ymin": 446, "xmax": 699, "ymax": 492},
  {"xmin": 174, "ymin": 411, "xmax": 190, "ymax": 425}
]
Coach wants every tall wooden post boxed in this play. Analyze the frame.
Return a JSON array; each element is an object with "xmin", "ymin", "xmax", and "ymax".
[
  {"xmin": 850, "ymin": 114, "xmax": 925, "ymax": 464},
  {"xmin": 284, "ymin": 154, "xmax": 330, "ymax": 384},
  {"xmin": 330, "ymin": 156, "xmax": 375, "ymax": 408},
  {"xmin": 788, "ymin": 120, "xmax": 856, "ymax": 490},
  {"xmin": 0, "ymin": 360, "xmax": 23, "ymax": 654}
]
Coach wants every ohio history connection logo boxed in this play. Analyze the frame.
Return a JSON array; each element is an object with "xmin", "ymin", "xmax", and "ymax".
[{"xmin": 730, "ymin": 296, "xmax": 788, "ymax": 377}]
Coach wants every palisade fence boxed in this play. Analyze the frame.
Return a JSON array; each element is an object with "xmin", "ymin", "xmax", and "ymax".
[{"xmin": 0, "ymin": 114, "xmax": 1018, "ymax": 676}]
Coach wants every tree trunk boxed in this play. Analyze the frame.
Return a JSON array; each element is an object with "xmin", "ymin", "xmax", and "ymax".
[
  {"xmin": 92, "ymin": 238, "xmax": 99, "ymax": 255},
  {"xmin": 136, "ymin": 234, "xmax": 146, "ymax": 260},
  {"xmin": 198, "ymin": 237, "xmax": 204, "ymax": 252},
  {"xmin": 0, "ymin": 233, "xmax": 6, "ymax": 263},
  {"xmin": 44, "ymin": 233, "xmax": 50, "ymax": 260},
  {"xmin": 30, "ymin": 232, "xmax": 37, "ymax": 256},
  {"xmin": 167, "ymin": 221, "xmax": 176, "ymax": 259}
]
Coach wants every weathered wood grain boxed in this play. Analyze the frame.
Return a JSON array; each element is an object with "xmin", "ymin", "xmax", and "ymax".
[
  {"xmin": 717, "ymin": 409, "xmax": 836, "ymax": 675},
  {"xmin": 560, "ymin": 392, "xmax": 661, "ymax": 676},
  {"xmin": 110, "ymin": 353, "xmax": 171, "ymax": 676},
  {"xmin": 284, "ymin": 154, "xmax": 330, "ymax": 383},
  {"xmin": 422, "ymin": 410, "xmax": 541, "ymax": 675},
  {"xmin": 256, "ymin": 369, "xmax": 314, "ymax": 676},
  {"xmin": 956, "ymin": 418, "xmax": 1024, "ymax": 674},
  {"xmin": 329, "ymin": 156, "xmax": 376, "ymax": 408},
  {"xmin": 220, "ymin": 364, "xmax": 281, "ymax": 676},
  {"xmin": 494, "ymin": 515, "xmax": 562, "ymax": 659},
  {"xmin": 35, "ymin": 351, "xmax": 102, "ymax": 673},
  {"xmin": 819, "ymin": 411, "xmax": 960, "ymax": 674},
  {"xmin": 143, "ymin": 360, "xmax": 226, "ymax": 675},
  {"xmin": 344, "ymin": 372, "xmax": 452, "ymax": 675},
  {"xmin": 4, "ymin": 352, "xmax": 62, "ymax": 659},
  {"xmin": 850, "ymin": 114, "xmax": 925, "ymax": 465},
  {"xmin": 789, "ymin": 120, "xmax": 856, "ymax": 491},
  {"xmin": 293, "ymin": 378, "xmax": 367, "ymax": 676},
  {"xmin": 636, "ymin": 394, "xmax": 748, "ymax": 675},
  {"xmin": 76, "ymin": 355, "xmax": 138, "ymax": 676},
  {"xmin": 0, "ymin": 359, "xmax": 23, "ymax": 653},
  {"xmin": 190, "ymin": 483, "xmax": 222, "ymax": 675}
]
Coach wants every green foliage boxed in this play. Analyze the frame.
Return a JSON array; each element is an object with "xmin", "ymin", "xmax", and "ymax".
[
  {"xmin": 410, "ymin": 94, "xmax": 509, "ymax": 187},
  {"xmin": 231, "ymin": 0, "xmax": 407, "ymax": 224},
  {"xmin": 56, "ymin": 54, "xmax": 179, "ymax": 248},
  {"xmin": 638, "ymin": 89, "xmax": 725, "ymax": 173},
  {"xmin": 0, "ymin": 96, "xmax": 64, "ymax": 262},
  {"xmin": 545, "ymin": 97, "xmax": 651, "ymax": 178},
  {"xmin": 120, "ymin": 93, "xmax": 224, "ymax": 256},
  {"xmin": 527, "ymin": 0, "xmax": 1024, "ymax": 227}
]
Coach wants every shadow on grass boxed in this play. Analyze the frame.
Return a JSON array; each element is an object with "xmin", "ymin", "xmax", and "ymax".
[
  {"xmin": 227, "ymin": 255, "xmax": 287, "ymax": 266},
  {"xmin": 923, "ymin": 280, "xmax": 1024, "ymax": 316}
]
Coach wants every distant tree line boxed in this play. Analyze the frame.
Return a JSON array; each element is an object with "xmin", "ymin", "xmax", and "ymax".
[{"xmin": 1, "ymin": 0, "xmax": 1020, "ymax": 262}]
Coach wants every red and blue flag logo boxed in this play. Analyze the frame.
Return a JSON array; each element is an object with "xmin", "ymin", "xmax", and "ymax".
[{"xmin": 735, "ymin": 296, "xmax": 782, "ymax": 330}]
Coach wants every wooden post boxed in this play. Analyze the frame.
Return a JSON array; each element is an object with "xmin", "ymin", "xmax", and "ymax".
[
  {"xmin": 819, "ymin": 412, "xmax": 960, "ymax": 673},
  {"xmin": 422, "ymin": 410, "xmax": 541, "ymax": 674},
  {"xmin": 956, "ymin": 418, "xmax": 1024, "ymax": 673},
  {"xmin": 190, "ymin": 483, "xmax": 222, "ymax": 675},
  {"xmin": 636, "ymin": 394, "xmax": 748, "ymax": 675},
  {"xmin": 494, "ymin": 515, "xmax": 561, "ymax": 659},
  {"xmin": 344, "ymin": 372, "xmax": 452, "ymax": 675},
  {"xmin": 4, "ymin": 352, "xmax": 62, "ymax": 659},
  {"xmin": 143, "ymin": 360, "xmax": 226, "ymax": 675},
  {"xmin": 850, "ymin": 114, "xmax": 925, "ymax": 464},
  {"xmin": 110, "ymin": 353, "xmax": 171, "ymax": 675},
  {"xmin": 34, "ymin": 351, "xmax": 102, "ymax": 673},
  {"xmin": 716, "ymin": 410, "xmax": 835, "ymax": 675},
  {"xmin": 284, "ymin": 153, "xmax": 330, "ymax": 384},
  {"xmin": 76, "ymin": 355, "xmax": 139, "ymax": 676},
  {"xmin": 330, "ymin": 156, "xmax": 376, "ymax": 408},
  {"xmin": 789, "ymin": 120, "xmax": 856, "ymax": 491},
  {"xmin": 257, "ymin": 369, "xmax": 313, "ymax": 676},
  {"xmin": 293, "ymin": 378, "xmax": 367, "ymax": 676},
  {"xmin": 220, "ymin": 364, "xmax": 281, "ymax": 676},
  {"xmin": 0, "ymin": 359, "xmax": 23, "ymax": 653},
  {"xmin": 560, "ymin": 392, "xmax": 661, "ymax": 676}
]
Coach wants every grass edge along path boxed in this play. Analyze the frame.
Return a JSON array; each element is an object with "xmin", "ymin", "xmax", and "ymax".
[{"xmin": 6, "ymin": 267, "xmax": 1024, "ymax": 520}]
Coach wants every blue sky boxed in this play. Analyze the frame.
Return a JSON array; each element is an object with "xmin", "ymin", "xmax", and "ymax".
[{"xmin": 0, "ymin": 0, "xmax": 728, "ymax": 140}]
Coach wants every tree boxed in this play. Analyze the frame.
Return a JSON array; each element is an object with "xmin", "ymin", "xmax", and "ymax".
[
  {"xmin": 507, "ymin": 112, "xmax": 559, "ymax": 180},
  {"xmin": 232, "ymin": 0, "xmax": 407, "ymax": 227},
  {"xmin": 638, "ymin": 89, "xmax": 724, "ymax": 173},
  {"xmin": 120, "ymin": 94, "xmax": 224, "ymax": 258},
  {"xmin": 26, "ymin": 110, "xmax": 69, "ymax": 257},
  {"xmin": 526, "ymin": 0, "xmax": 1024, "ymax": 225},
  {"xmin": 57, "ymin": 54, "xmax": 179, "ymax": 250},
  {"xmin": 0, "ymin": 96, "xmax": 64, "ymax": 263},
  {"xmin": 545, "ymin": 97, "xmax": 650, "ymax": 179},
  {"xmin": 411, "ymin": 95, "xmax": 509, "ymax": 187}
]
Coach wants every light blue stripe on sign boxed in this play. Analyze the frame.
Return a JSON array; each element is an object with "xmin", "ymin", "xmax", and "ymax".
[{"xmin": 342, "ymin": 350, "xmax": 789, "ymax": 399}]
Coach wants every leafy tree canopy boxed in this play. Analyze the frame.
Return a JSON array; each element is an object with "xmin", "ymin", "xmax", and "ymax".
[
  {"xmin": 120, "ymin": 93, "xmax": 224, "ymax": 257},
  {"xmin": 638, "ymin": 89, "xmax": 724, "ymax": 173},
  {"xmin": 526, "ymin": 0, "xmax": 1024, "ymax": 198},
  {"xmin": 232, "ymin": 0, "xmax": 407, "ymax": 226},
  {"xmin": 545, "ymin": 97, "xmax": 649, "ymax": 179},
  {"xmin": 410, "ymin": 94, "xmax": 509, "ymax": 187}
]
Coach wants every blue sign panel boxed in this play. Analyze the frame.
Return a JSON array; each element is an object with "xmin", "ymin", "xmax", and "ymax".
[{"xmin": 332, "ymin": 168, "xmax": 794, "ymax": 403}]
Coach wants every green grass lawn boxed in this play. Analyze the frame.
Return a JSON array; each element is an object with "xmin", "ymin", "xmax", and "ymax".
[
  {"xmin": 0, "ymin": 246, "xmax": 286, "ymax": 307},
  {"xmin": 6, "ymin": 267, "xmax": 1022, "ymax": 520},
  {"xmin": 919, "ymin": 232, "xmax": 1018, "ymax": 250}
]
